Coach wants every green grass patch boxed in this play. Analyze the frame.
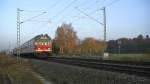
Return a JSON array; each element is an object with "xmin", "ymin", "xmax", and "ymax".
[{"xmin": 109, "ymin": 54, "xmax": 150, "ymax": 62}]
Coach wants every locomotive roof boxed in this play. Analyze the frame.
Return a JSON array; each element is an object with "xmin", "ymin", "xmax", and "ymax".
[{"xmin": 34, "ymin": 34, "xmax": 51, "ymax": 40}]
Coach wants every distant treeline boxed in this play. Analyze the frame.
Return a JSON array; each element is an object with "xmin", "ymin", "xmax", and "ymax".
[{"xmin": 106, "ymin": 35, "xmax": 150, "ymax": 53}]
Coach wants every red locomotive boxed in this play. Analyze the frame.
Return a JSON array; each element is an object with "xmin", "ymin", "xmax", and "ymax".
[{"xmin": 13, "ymin": 34, "xmax": 52, "ymax": 58}]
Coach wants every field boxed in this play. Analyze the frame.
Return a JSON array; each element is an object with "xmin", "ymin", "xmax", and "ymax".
[
  {"xmin": 0, "ymin": 54, "xmax": 43, "ymax": 84},
  {"xmin": 54, "ymin": 53, "xmax": 150, "ymax": 62},
  {"xmin": 108, "ymin": 54, "xmax": 150, "ymax": 61}
]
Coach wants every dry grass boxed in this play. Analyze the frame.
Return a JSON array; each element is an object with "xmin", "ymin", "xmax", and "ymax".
[{"xmin": 0, "ymin": 54, "xmax": 43, "ymax": 84}]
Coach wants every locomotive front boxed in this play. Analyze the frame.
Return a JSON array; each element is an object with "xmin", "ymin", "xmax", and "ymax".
[{"xmin": 34, "ymin": 34, "xmax": 52, "ymax": 58}]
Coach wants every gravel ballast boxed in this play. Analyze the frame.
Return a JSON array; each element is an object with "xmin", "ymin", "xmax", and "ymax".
[{"xmin": 31, "ymin": 59, "xmax": 150, "ymax": 84}]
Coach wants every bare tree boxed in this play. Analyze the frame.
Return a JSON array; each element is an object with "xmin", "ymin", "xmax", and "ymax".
[{"xmin": 55, "ymin": 23, "xmax": 78, "ymax": 55}]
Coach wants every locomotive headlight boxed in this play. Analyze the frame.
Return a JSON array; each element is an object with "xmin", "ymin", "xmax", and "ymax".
[{"xmin": 38, "ymin": 48, "xmax": 40, "ymax": 50}]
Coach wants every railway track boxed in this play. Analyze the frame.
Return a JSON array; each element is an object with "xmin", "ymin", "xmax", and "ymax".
[
  {"xmin": 49, "ymin": 57, "xmax": 150, "ymax": 66},
  {"xmin": 47, "ymin": 57, "xmax": 150, "ymax": 78},
  {"xmin": 0, "ymin": 74, "xmax": 13, "ymax": 84}
]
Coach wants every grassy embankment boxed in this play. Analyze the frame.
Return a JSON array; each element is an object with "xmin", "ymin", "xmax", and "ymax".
[{"xmin": 0, "ymin": 54, "xmax": 43, "ymax": 84}]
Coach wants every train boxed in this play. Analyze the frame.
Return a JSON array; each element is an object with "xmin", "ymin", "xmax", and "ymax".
[{"xmin": 13, "ymin": 34, "xmax": 52, "ymax": 58}]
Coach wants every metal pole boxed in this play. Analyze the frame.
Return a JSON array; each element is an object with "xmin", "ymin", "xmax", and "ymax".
[
  {"xmin": 101, "ymin": 7, "xmax": 107, "ymax": 55},
  {"xmin": 8, "ymin": 41, "xmax": 11, "ymax": 54},
  {"xmin": 17, "ymin": 8, "xmax": 21, "ymax": 64},
  {"xmin": 118, "ymin": 45, "xmax": 120, "ymax": 54},
  {"xmin": 103, "ymin": 7, "xmax": 106, "ymax": 42},
  {"xmin": 16, "ymin": 8, "xmax": 46, "ymax": 63},
  {"xmin": 118, "ymin": 40, "xmax": 121, "ymax": 54}
]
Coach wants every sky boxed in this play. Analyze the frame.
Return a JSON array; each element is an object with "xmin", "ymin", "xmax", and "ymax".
[{"xmin": 0, "ymin": 0, "xmax": 150, "ymax": 50}]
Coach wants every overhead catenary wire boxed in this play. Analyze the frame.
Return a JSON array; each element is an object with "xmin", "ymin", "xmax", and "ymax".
[
  {"xmin": 76, "ymin": 0, "xmax": 89, "ymax": 7},
  {"xmin": 47, "ymin": 0, "xmax": 61, "ymax": 11},
  {"xmin": 105, "ymin": 0, "xmax": 120, "ymax": 7},
  {"xmin": 66, "ymin": 0, "xmax": 97, "ymax": 24},
  {"xmin": 37, "ymin": 0, "xmax": 61, "ymax": 26},
  {"xmin": 80, "ymin": 0, "xmax": 105, "ymax": 11},
  {"xmin": 88, "ymin": 0, "xmax": 105, "ymax": 14},
  {"xmin": 25, "ymin": 20, "xmax": 51, "ymax": 23},
  {"xmin": 29, "ymin": 22, "xmax": 50, "ymax": 36},
  {"xmin": 52, "ymin": 0, "xmax": 78, "ymax": 19},
  {"xmin": 89, "ymin": 0, "xmax": 121, "ymax": 14},
  {"xmin": 41, "ymin": 0, "xmax": 62, "ymax": 23},
  {"xmin": 75, "ymin": 7, "xmax": 103, "ymax": 25},
  {"xmin": 17, "ymin": 1, "xmax": 62, "ymax": 50},
  {"xmin": 22, "ymin": 0, "xmax": 119, "ymax": 39},
  {"xmin": 39, "ymin": 0, "xmax": 78, "ymax": 34},
  {"xmin": 35, "ymin": 0, "xmax": 77, "ymax": 34},
  {"xmin": 29, "ymin": 0, "xmax": 61, "ymax": 37},
  {"xmin": 70, "ymin": 0, "xmax": 105, "ymax": 23},
  {"xmin": 21, "ymin": 10, "xmax": 46, "ymax": 13},
  {"xmin": 70, "ymin": 16, "xmax": 86, "ymax": 24},
  {"xmin": 21, "ymin": 12, "xmax": 47, "ymax": 23},
  {"xmin": 17, "ymin": 9, "xmax": 50, "ymax": 45}
]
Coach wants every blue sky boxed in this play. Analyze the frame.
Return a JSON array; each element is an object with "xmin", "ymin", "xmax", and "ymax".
[{"xmin": 1, "ymin": 0, "xmax": 150, "ymax": 50}]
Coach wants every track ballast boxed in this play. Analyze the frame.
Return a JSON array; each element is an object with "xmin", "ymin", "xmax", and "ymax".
[{"xmin": 47, "ymin": 57, "xmax": 150, "ymax": 78}]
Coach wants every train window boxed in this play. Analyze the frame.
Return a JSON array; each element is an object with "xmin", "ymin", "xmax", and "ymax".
[{"xmin": 45, "ymin": 42, "xmax": 47, "ymax": 45}]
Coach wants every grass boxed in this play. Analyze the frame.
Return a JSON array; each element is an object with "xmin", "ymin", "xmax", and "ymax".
[
  {"xmin": 2, "ymin": 53, "xmax": 149, "ymax": 62},
  {"xmin": 0, "ymin": 54, "xmax": 43, "ymax": 84},
  {"xmin": 54, "ymin": 53, "xmax": 150, "ymax": 62},
  {"xmin": 109, "ymin": 54, "xmax": 150, "ymax": 62}
]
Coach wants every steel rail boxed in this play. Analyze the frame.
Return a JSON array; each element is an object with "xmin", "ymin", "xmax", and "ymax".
[{"xmin": 48, "ymin": 57, "xmax": 150, "ymax": 78}]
